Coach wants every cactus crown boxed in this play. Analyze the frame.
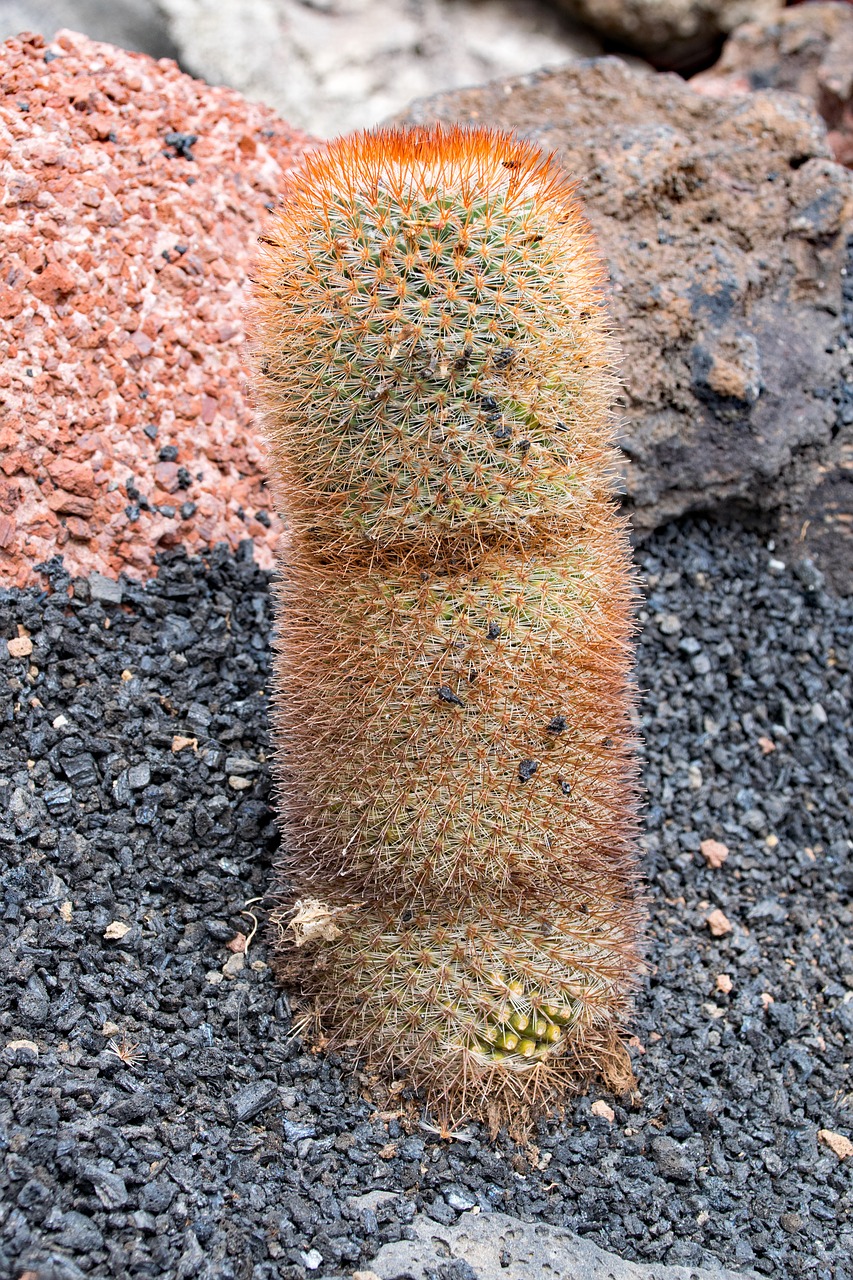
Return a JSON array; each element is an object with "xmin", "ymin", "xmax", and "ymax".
[{"xmin": 253, "ymin": 125, "xmax": 615, "ymax": 560}]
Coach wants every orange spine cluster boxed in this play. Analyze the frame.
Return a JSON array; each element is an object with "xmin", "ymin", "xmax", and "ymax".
[{"xmin": 251, "ymin": 125, "xmax": 642, "ymax": 1128}]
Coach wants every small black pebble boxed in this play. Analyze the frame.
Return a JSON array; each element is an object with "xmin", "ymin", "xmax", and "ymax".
[
  {"xmin": 437, "ymin": 686, "xmax": 464, "ymax": 707},
  {"xmin": 144, "ymin": 424, "xmax": 158, "ymax": 440},
  {"xmin": 547, "ymin": 715, "xmax": 567, "ymax": 734},
  {"xmin": 164, "ymin": 130, "xmax": 198, "ymax": 161},
  {"xmin": 486, "ymin": 621, "xmax": 501, "ymax": 640},
  {"xmin": 229, "ymin": 1080, "xmax": 278, "ymax": 1124},
  {"xmin": 518, "ymin": 759, "xmax": 539, "ymax": 783},
  {"xmin": 159, "ymin": 445, "xmax": 179, "ymax": 462}
]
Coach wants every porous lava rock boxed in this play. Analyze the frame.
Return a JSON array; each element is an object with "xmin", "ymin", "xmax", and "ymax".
[
  {"xmin": 548, "ymin": 0, "xmax": 782, "ymax": 68},
  {"xmin": 0, "ymin": 29, "xmax": 311, "ymax": 588},
  {"xmin": 693, "ymin": 0, "xmax": 853, "ymax": 168},
  {"xmin": 365, "ymin": 1207, "xmax": 759, "ymax": 1279},
  {"xmin": 395, "ymin": 57, "xmax": 853, "ymax": 529}
]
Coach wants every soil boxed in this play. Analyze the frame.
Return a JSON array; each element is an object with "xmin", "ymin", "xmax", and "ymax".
[{"xmin": 1, "ymin": 518, "xmax": 851, "ymax": 1280}]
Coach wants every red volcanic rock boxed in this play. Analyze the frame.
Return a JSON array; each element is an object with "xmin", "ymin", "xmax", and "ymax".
[{"xmin": 0, "ymin": 29, "xmax": 313, "ymax": 588}]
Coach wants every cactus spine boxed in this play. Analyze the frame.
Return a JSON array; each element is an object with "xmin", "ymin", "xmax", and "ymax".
[{"xmin": 251, "ymin": 125, "xmax": 642, "ymax": 1129}]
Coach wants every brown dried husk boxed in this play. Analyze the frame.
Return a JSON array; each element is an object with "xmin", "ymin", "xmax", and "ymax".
[{"xmin": 251, "ymin": 124, "xmax": 644, "ymax": 1130}]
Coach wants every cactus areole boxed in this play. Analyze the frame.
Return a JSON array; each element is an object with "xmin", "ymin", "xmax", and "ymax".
[{"xmin": 251, "ymin": 125, "xmax": 643, "ymax": 1131}]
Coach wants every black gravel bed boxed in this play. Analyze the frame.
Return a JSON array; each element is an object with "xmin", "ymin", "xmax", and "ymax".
[{"xmin": 1, "ymin": 524, "xmax": 851, "ymax": 1280}]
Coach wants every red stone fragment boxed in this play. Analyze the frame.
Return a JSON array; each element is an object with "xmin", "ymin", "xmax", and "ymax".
[
  {"xmin": 46, "ymin": 458, "xmax": 96, "ymax": 498},
  {"xmin": 29, "ymin": 262, "xmax": 76, "ymax": 305},
  {"xmin": 46, "ymin": 489, "xmax": 95, "ymax": 518}
]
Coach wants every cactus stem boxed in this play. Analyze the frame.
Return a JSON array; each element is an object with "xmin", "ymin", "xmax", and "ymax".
[{"xmin": 254, "ymin": 125, "xmax": 643, "ymax": 1131}]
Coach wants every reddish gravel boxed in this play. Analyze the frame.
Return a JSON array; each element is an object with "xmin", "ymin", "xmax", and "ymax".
[{"xmin": 0, "ymin": 30, "xmax": 313, "ymax": 588}]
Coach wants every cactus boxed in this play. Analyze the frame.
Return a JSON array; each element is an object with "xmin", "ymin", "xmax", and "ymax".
[{"xmin": 251, "ymin": 125, "xmax": 642, "ymax": 1130}]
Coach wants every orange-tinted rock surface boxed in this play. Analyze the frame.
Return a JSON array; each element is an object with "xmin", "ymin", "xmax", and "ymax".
[
  {"xmin": 693, "ymin": 1, "xmax": 853, "ymax": 168},
  {"xmin": 0, "ymin": 30, "xmax": 311, "ymax": 588}
]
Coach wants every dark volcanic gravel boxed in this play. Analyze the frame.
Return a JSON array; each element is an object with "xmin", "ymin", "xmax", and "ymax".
[{"xmin": 1, "ymin": 524, "xmax": 851, "ymax": 1280}]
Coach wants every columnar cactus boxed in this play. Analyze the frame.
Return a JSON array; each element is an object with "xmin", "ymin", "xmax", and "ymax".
[{"xmin": 251, "ymin": 125, "xmax": 642, "ymax": 1129}]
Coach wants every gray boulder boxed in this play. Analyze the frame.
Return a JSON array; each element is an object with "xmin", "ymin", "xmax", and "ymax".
[
  {"xmin": 157, "ymin": 0, "xmax": 604, "ymax": 137},
  {"xmin": 548, "ymin": 0, "xmax": 783, "ymax": 68},
  {"xmin": 363, "ymin": 1207, "xmax": 759, "ymax": 1279},
  {"xmin": 0, "ymin": 0, "xmax": 179, "ymax": 59}
]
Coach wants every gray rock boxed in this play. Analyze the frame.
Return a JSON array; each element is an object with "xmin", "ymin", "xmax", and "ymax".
[
  {"xmin": 88, "ymin": 571, "xmax": 122, "ymax": 604},
  {"xmin": 365, "ymin": 1208, "xmax": 760, "ymax": 1279},
  {"xmin": 18, "ymin": 974, "xmax": 49, "ymax": 1025},
  {"xmin": 53, "ymin": 1209, "xmax": 104, "ymax": 1252},
  {"xmin": 549, "ymin": 0, "xmax": 783, "ymax": 67},
  {"xmin": 0, "ymin": 0, "xmax": 179, "ymax": 60},
  {"xmin": 42, "ymin": 781, "xmax": 73, "ymax": 813},
  {"xmin": 139, "ymin": 1176, "xmax": 176, "ymax": 1214},
  {"xmin": 79, "ymin": 1163, "xmax": 129, "ymax": 1209},
  {"xmin": 224, "ymin": 755, "xmax": 258, "ymax": 776},
  {"xmin": 394, "ymin": 57, "xmax": 853, "ymax": 531},
  {"xmin": 62, "ymin": 752, "xmax": 98, "ymax": 789},
  {"xmin": 109, "ymin": 1092, "xmax": 154, "ymax": 1123},
  {"xmin": 445, "ymin": 1185, "xmax": 478, "ymax": 1212},
  {"xmin": 127, "ymin": 762, "xmax": 151, "ymax": 790},
  {"xmin": 283, "ymin": 1118, "xmax": 316, "ymax": 1142},
  {"xmin": 175, "ymin": 1230, "xmax": 207, "ymax": 1280},
  {"xmin": 27, "ymin": 1255, "xmax": 87, "ymax": 1280},
  {"xmin": 651, "ymin": 1135, "xmax": 697, "ymax": 1183},
  {"xmin": 157, "ymin": 0, "xmax": 604, "ymax": 137},
  {"xmin": 10, "ymin": 785, "xmax": 41, "ymax": 834},
  {"xmin": 425, "ymin": 1194, "xmax": 457, "ymax": 1225}
]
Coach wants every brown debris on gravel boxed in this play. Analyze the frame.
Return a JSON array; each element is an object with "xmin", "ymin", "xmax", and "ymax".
[{"xmin": 0, "ymin": 30, "xmax": 313, "ymax": 588}]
